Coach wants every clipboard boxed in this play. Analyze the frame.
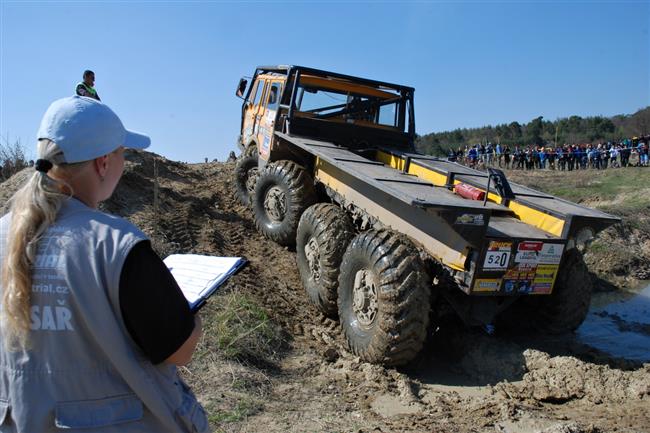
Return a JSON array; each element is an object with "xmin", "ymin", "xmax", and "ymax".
[{"xmin": 164, "ymin": 254, "xmax": 247, "ymax": 313}]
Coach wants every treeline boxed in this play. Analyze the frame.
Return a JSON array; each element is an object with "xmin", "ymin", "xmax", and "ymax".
[{"xmin": 416, "ymin": 106, "xmax": 650, "ymax": 156}]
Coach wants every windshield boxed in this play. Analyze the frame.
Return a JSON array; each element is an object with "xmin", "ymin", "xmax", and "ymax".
[{"xmin": 294, "ymin": 85, "xmax": 406, "ymax": 130}]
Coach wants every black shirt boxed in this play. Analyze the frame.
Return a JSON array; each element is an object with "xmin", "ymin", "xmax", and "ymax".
[{"xmin": 119, "ymin": 241, "xmax": 195, "ymax": 364}]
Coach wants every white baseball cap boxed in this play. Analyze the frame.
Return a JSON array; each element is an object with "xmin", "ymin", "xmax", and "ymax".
[{"xmin": 37, "ymin": 96, "xmax": 150, "ymax": 163}]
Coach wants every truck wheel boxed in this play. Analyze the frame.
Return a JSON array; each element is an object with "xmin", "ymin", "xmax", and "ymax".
[
  {"xmin": 234, "ymin": 153, "xmax": 258, "ymax": 206},
  {"xmin": 253, "ymin": 160, "xmax": 316, "ymax": 247},
  {"xmin": 530, "ymin": 248, "xmax": 592, "ymax": 333},
  {"xmin": 297, "ymin": 203, "xmax": 355, "ymax": 317},
  {"xmin": 338, "ymin": 230, "xmax": 430, "ymax": 366}
]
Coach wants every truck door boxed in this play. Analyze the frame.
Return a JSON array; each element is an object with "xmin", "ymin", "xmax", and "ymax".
[
  {"xmin": 257, "ymin": 80, "xmax": 283, "ymax": 159},
  {"xmin": 242, "ymin": 79, "xmax": 267, "ymax": 151}
]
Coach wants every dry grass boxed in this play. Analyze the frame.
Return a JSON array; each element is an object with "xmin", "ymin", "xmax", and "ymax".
[
  {"xmin": 184, "ymin": 286, "xmax": 284, "ymax": 432},
  {"xmin": 199, "ymin": 288, "xmax": 285, "ymax": 364},
  {"xmin": 506, "ymin": 167, "xmax": 650, "ymax": 214}
]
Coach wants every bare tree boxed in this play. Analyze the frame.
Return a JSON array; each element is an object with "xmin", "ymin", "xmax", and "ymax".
[{"xmin": 0, "ymin": 136, "xmax": 28, "ymax": 181}]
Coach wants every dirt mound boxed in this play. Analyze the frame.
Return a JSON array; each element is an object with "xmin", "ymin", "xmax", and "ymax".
[
  {"xmin": 496, "ymin": 350, "xmax": 650, "ymax": 404},
  {"xmin": 2, "ymin": 152, "xmax": 649, "ymax": 433},
  {"xmin": 0, "ymin": 168, "xmax": 32, "ymax": 214}
]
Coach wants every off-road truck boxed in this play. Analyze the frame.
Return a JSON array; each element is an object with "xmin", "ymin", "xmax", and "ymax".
[{"xmin": 233, "ymin": 65, "xmax": 620, "ymax": 366}]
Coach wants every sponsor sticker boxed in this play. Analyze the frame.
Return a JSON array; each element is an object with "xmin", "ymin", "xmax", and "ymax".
[
  {"xmin": 503, "ymin": 262, "xmax": 536, "ymax": 293},
  {"xmin": 515, "ymin": 241, "xmax": 542, "ymax": 264},
  {"xmin": 538, "ymin": 244, "xmax": 564, "ymax": 264},
  {"xmin": 531, "ymin": 282, "xmax": 553, "ymax": 294},
  {"xmin": 504, "ymin": 262, "xmax": 537, "ymax": 278},
  {"xmin": 514, "ymin": 241, "xmax": 565, "ymax": 265},
  {"xmin": 489, "ymin": 241, "xmax": 512, "ymax": 250},
  {"xmin": 515, "ymin": 251, "xmax": 537, "ymax": 263},
  {"xmin": 261, "ymin": 136, "xmax": 271, "ymax": 155},
  {"xmin": 531, "ymin": 264, "xmax": 559, "ymax": 294},
  {"xmin": 518, "ymin": 241, "xmax": 543, "ymax": 251},
  {"xmin": 533, "ymin": 264, "xmax": 558, "ymax": 283},
  {"xmin": 455, "ymin": 213, "xmax": 485, "ymax": 226},
  {"xmin": 503, "ymin": 279, "xmax": 532, "ymax": 294},
  {"xmin": 474, "ymin": 279, "xmax": 501, "ymax": 292}
]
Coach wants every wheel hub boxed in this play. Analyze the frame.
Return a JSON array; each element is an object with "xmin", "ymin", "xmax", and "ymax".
[
  {"xmin": 352, "ymin": 269, "xmax": 378, "ymax": 327},
  {"xmin": 304, "ymin": 237, "xmax": 321, "ymax": 281},
  {"xmin": 264, "ymin": 186, "xmax": 286, "ymax": 222}
]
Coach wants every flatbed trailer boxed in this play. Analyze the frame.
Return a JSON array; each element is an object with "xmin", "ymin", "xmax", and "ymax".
[{"xmin": 233, "ymin": 65, "xmax": 620, "ymax": 365}]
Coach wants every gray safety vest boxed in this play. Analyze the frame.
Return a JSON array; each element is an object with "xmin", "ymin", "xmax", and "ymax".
[{"xmin": 0, "ymin": 198, "xmax": 209, "ymax": 432}]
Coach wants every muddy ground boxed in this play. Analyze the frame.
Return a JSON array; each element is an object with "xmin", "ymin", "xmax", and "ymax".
[{"xmin": 1, "ymin": 153, "xmax": 649, "ymax": 433}]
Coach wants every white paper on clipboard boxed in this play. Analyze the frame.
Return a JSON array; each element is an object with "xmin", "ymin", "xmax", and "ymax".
[{"xmin": 164, "ymin": 254, "xmax": 247, "ymax": 312}]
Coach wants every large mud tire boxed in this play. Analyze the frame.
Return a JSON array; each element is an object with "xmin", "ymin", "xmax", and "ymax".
[
  {"xmin": 530, "ymin": 248, "xmax": 592, "ymax": 333},
  {"xmin": 234, "ymin": 153, "xmax": 258, "ymax": 206},
  {"xmin": 297, "ymin": 203, "xmax": 355, "ymax": 317},
  {"xmin": 253, "ymin": 160, "xmax": 316, "ymax": 247},
  {"xmin": 338, "ymin": 230, "xmax": 431, "ymax": 366}
]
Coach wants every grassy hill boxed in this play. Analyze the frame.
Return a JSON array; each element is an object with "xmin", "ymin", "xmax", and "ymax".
[{"xmin": 507, "ymin": 167, "xmax": 650, "ymax": 287}]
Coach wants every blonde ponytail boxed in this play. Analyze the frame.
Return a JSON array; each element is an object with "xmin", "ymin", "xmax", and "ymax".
[{"xmin": 1, "ymin": 139, "xmax": 74, "ymax": 350}]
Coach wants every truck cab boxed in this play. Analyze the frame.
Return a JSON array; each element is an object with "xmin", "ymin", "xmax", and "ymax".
[{"xmin": 236, "ymin": 66, "xmax": 415, "ymax": 164}]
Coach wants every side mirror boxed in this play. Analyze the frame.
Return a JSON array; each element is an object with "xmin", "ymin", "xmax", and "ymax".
[{"xmin": 236, "ymin": 78, "xmax": 248, "ymax": 99}]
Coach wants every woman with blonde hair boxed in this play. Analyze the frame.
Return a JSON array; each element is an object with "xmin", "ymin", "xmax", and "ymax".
[{"xmin": 0, "ymin": 96, "xmax": 208, "ymax": 432}]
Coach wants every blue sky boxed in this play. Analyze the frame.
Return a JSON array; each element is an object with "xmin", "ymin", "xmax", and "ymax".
[{"xmin": 1, "ymin": 1, "xmax": 648, "ymax": 163}]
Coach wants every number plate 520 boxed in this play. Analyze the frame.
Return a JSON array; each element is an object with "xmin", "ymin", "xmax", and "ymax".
[{"xmin": 483, "ymin": 251, "xmax": 510, "ymax": 269}]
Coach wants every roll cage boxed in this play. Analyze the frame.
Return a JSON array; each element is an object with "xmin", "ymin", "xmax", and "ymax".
[{"xmin": 240, "ymin": 65, "xmax": 416, "ymax": 140}]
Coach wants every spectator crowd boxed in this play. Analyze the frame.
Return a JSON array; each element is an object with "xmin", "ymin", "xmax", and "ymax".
[{"xmin": 449, "ymin": 135, "xmax": 650, "ymax": 171}]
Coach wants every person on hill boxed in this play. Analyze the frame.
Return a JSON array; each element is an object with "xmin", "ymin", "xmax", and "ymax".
[
  {"xmin": 593, "ymin": 145, "xmax": 602, "ymax": 169},
  {"xmin": 513, "ymin": 148, "xmax": 520, "ymax": 170},
  {"xmin": 477, "ymin": 144, "xmax": 485, "ymax": 167},
  {"xmin": 503, "ymin": 145, "xmax": 511, "ymax": 169},
  {"xmin": 76, "ymin": 70, "xmax": 101, "ymax": 101},
  {"xmin": 610, "ymin": 145, "xmax": 619, "ymax": 168},
  {"xmin": 638, "ymin": 140, "xmax": 648, "ymax": 167},
  {"xmin": 620, "ymin": 143, "xmax": 631, "ymax": 167},
  {"xmin": 468, "ymin": 145, "xmax": 478, "ymax": 168},
  {"xmin": 538, "ymin": 147, "xmax": 546, "ymax": 169},
  {"xmin": 0, "ymin": 96, "xmax": 208, "ymax": 432},
  {"xmin": 587, "ymin": 145, "xmax": 595, "ymax": 169},
  {"xmin": 528, "ymin": 148, "xmax": 536, "ymax": 170},
  {"xmin": 602, "ymin": 143, "xmax": 610, "ymax": 169},
  {"xmin": 496, "ymin": 143, "xmax": 502, "ymax": 167},
  {"xmin": 485, "ymin": 142, "xmax": 494, "ymax": 166},
  {"xmin": 556, "ymin": 146, "xmax": 565, "ymax": 170}
]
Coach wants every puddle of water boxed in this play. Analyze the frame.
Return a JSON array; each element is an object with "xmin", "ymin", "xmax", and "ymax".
[{"xmin": 577, "ymin": 284, "xmax": 650, "ymax": 362}]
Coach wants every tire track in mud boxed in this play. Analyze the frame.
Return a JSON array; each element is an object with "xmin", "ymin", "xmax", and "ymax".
[{"xmin": 162, "ymin": 163, "xmax": 324, "ymax": 345}]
